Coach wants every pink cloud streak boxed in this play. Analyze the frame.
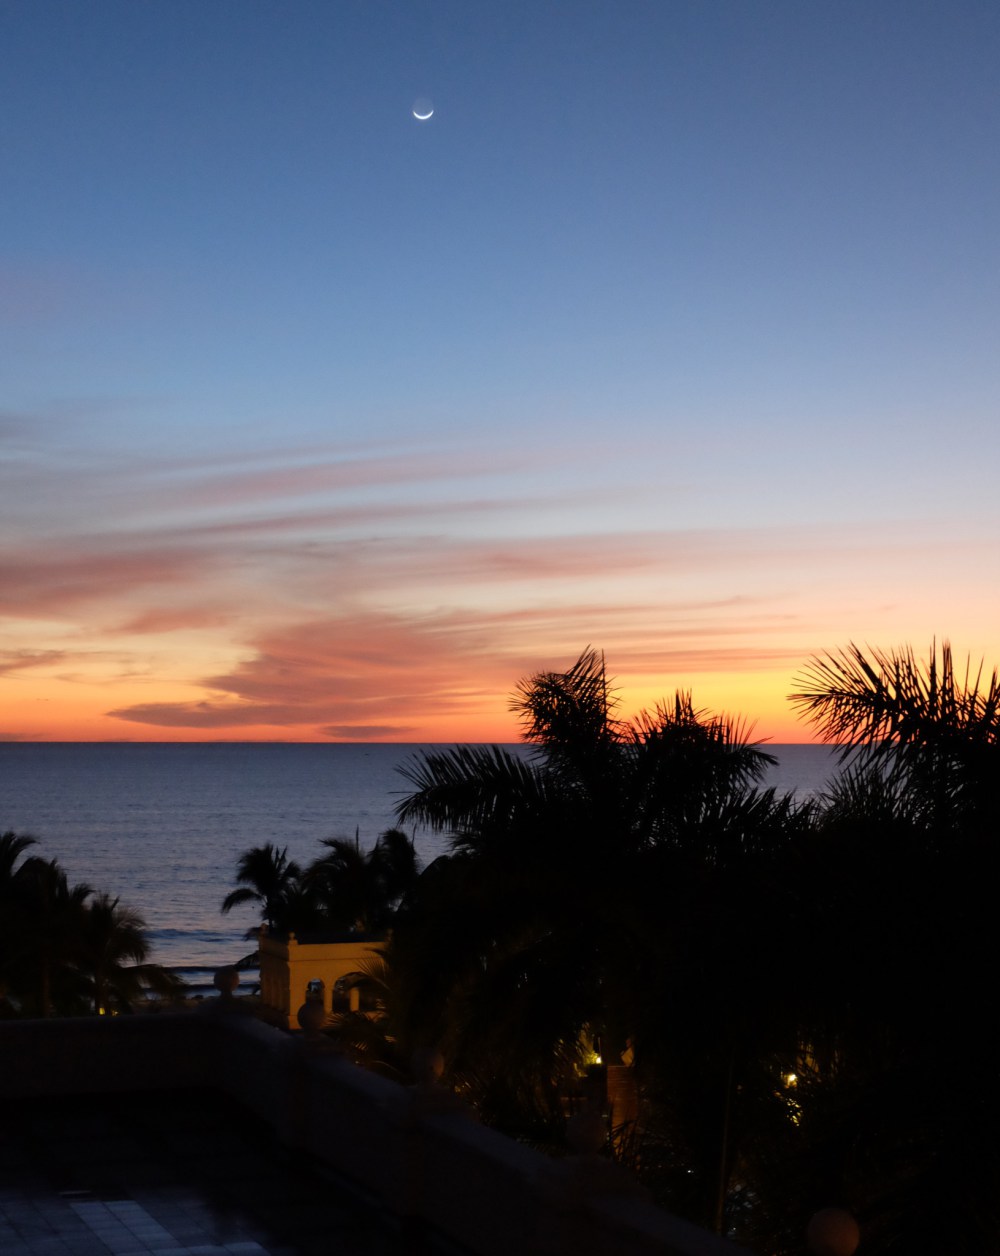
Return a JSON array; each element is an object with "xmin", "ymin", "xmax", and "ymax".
[{"xmin": 105, "ymin": 599, "xmax": 814, "ymax": 738}]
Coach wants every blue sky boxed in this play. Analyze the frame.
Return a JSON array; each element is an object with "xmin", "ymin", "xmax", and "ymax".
[{"xmin": 2, "ymin": 0, "xmax": 998, "ymax": 741}]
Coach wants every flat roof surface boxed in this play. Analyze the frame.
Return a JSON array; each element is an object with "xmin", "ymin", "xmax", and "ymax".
[{"xmin": 0, "ymin": 1087, "xmax": 449, "ymax": 1256}]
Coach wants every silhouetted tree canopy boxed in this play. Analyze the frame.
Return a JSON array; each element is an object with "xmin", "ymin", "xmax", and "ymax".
[{"xmin": 0, "ymin": 831, "xmax": 176, "ymax": 1017}]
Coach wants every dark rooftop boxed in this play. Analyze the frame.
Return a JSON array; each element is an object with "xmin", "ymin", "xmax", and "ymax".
[{"xmin": 0, "ymin": 1086, "xmax": 451, "ymax": 1256}]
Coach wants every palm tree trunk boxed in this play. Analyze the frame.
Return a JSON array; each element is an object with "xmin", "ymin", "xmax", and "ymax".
[
  {"xmin": 713, "ymin": 1043, "xmax": 736, "ymax": 1236},
  {"xmin": 41, "ymin": 960, "xmax": 52, "ymax": 1019}
]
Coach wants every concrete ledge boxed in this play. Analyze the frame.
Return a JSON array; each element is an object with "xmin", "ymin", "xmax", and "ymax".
[
  {"xmin": 0, "ymin": 1014, "xmax": 751, "ymax": 1256},
  {"xmin": 0, "ymin": 1012, "xmax": 209, "ymax": 1096}
]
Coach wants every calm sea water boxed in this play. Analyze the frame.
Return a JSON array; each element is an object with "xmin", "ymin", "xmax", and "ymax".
[{"xmin": 0, "ymin": 743, "xmax": 839, "ymax": 981}]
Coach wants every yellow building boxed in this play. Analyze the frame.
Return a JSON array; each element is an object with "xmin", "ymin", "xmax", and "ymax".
[{"xmin": 258, "ymin": 926, "xmax": 385, "ymax": 1028}]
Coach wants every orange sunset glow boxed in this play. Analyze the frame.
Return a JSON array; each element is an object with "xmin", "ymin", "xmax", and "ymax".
[{"xmin": 3, "ymin": 4, "xmax": 998, "ymax": 745}]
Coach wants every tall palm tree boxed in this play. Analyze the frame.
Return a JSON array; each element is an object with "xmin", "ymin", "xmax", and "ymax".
[
  {"xmin": 222, "ymin": 830, "xmax": 420, "ymax": 942},
  {"xmin": 392, "ymin": 648, "xmax": 808, "ymax": 1197},
  {"xmin": 399, "ymin": 649, "xmax": 776, "ymax": 854},
  {"xmin": 304, "ymin": 837, "xmax": 371, "ymax": 932},
  {"xmin": 0, "ymin": 832, "xmax": 38, "ymax": 1008},
  {"xmin": 78, "ymin": 892, "xmax": 152, "ymax": 1014},
  {"xmin": 367, "ymin": 828, "xmax": 420, "ymax": 914},
  {"xmin": 2, "ymin": 834, "xmax": 173, "ymax": 1018},
  {"xmin": 304, "ymin": 827, "xmax": 419, "ymax": 934},
  {"xmin": 790, "ymin": 640, "xmax": 1000, "ymax": 834},
  {"xmin": 12, "ymin": 856, "xmax": 92, "ymax": 1017},
  {"xmin": 787, "ymin": 641, "xmax": 1000, "ymax": 1255},
  {"xmin": 220, "ymin": 842, "xmax": 304, "ymax": 933}
]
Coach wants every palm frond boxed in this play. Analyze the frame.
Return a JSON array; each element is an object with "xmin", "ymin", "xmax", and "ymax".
[
  {"xmin": 220, "ymin": 843, "xmax": 303, "ymax": 930},
  {"xmin": 220, "ymin": 885, "xmax": 263, "ymax": 914},
  {"xmin": 790, "ymin": 640, "xmax": 1000, "ymax": 756},
  {"xmin": 395, "ymin": 744, "xmax": 551, "ymax": 842},
  {"xmin": 0, "ymin": 831, "xmax": 37, "ymax": 882},
  {"xmin": 82, "ymin": 892, "xmax": 149, "ymax": 965},
  {"xmin": 511, "ymin": 646, "xmax": 623, "ymax": 748}
]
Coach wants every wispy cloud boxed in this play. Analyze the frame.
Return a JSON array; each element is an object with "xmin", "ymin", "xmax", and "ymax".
[
  {"xmin": 104, "ymin": 595, "xmax": 817, "ymax": 738},
  {"xmin": 106, "ymin": 607, "xmax": 516, "ymax": 734},
  {"xmin": 320, "ymin": 723, "xmax": 416, "ymax": 740},
  {"xmin": 6, "ymin": 425, "xmax": 998, "ymax": 740},
  {"xmin": 116, "ymin": 606, "xmax": 236, "ymax": 634},
  {"xmin": 0, "ymin": 649, "xmax": 66, "ymax": 675},
  {"xmin": 0, "ymin": 543, "xmax": 206, "ymax": 618},
  {"xmin": 170, "ymin": 447, "xmax": 536, "ymax": 511}
]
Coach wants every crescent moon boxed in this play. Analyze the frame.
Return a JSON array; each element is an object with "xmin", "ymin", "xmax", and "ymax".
[{"xmin": 413, "ymin": 106, "xmax": 434, "ymax": 121}]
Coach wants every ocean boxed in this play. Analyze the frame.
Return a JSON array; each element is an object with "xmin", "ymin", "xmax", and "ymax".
[{"xmin": 0, "ymin": 742, "xmax": 840, "ymax": 988}]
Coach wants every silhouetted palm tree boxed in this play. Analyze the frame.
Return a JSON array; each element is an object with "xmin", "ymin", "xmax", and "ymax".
[
  {"xmin": 791, "ymin": 639, "xmax": 1000, "ymax": 835},
  {"xmin": 392, "ymin": 648, "xmax": 809, "ymax": 1189},
  {"xmin": 788, "ymin": 640, "xmax": 1000, "ymax": 1255},
  {"xmin": 0, "ymin": 830, "xmax": 37, "ymax": 882},
  {"xmin": 0, "ymin": 832, "xmax": 38, "ymax": 1009},
  {"xmin": 305, "ymin": 828, "xmax": 419, "ymax": 934},
  {"xmin": 78, "ymin": 892, "xmax": 151, "ymax": 1014},
  {"xmin": 1, "ymin": 833, "xmax": 170, "ymax": 1018},
  {"xmin": 368, "ymin": 827, "xmax": 420, "ymax": 911},
  {"xmin": 791, "ymin": 640, "xmax": 999, "ymax": 749},
  {"xmin": 13, "ymin": 856, "xmax": 92, "ymax": 1017},
  {"xmin": 222, "ymin": 830, "xmax": 420, "ymax": 943},
  {"xmin": 398, "ymin": 649, "xmax": 776, "ymax": 862},
  {"xmin": 221, "ymin": 842, "xmax": 304, "ymax": 933}
]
